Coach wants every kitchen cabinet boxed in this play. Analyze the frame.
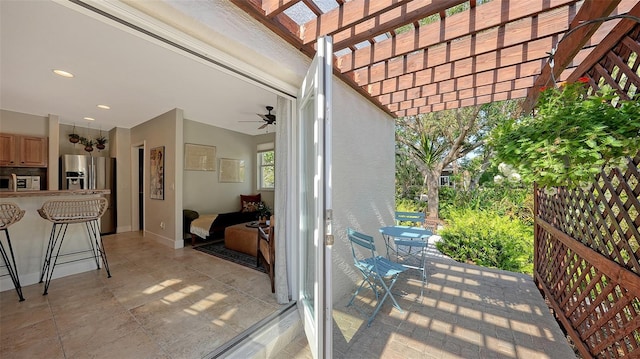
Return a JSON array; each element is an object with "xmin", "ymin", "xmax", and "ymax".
[{"xmin": 0, "ymin": 133, "xmax": 48, "ymax": 167}]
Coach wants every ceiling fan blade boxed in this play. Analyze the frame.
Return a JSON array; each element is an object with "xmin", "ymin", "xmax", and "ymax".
[
  {"xmin": 258, "ymin": 114, "xmax": 270, "ymax": 121},
  {"xmin": 239, "ymin": 120, "xmax": 262, "ymax": 122},
  {"xmin": 258, "ymin": 123, "xmax": 268, "ymax": 129}
]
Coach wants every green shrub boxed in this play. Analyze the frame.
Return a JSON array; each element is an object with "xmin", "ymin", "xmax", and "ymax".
[
  {"xmin": 395, "ymin": 198, "xmax": 425, "ymax": 213},
  {"xmin": 436, "ymin": 208, "xmax": 533, "ymax": 274},
  {"xmin": 439, "ymin": 184, "xmax": 533, "ymax": 225}
]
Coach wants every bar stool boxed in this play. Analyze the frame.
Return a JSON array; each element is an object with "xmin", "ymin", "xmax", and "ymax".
[
  {"xmin": 37, "ymin": 197, "xmax": 111, "ymax": 295},
  {"xmin": 0, "ymin": 203, "xmax": 26, "ymax": 302}
]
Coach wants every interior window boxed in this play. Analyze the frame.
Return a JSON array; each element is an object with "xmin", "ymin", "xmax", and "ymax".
[{"xmin": 258, "ymin": 149, "xmax": 275, "ymax": 190}]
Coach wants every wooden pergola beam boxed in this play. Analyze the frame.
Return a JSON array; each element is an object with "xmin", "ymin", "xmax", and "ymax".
[
  {"xmin": 300, "ymin": 0, "xmax": 414, "ymax": 44},
  {"xmin": 329, "ymin": 0, "xmax": 468, "ymax": 51},
  {"xmin": 386, "ymin": 76, "xmax": 536, "ymax": 110},
  {"xmin": 565, "ymin": 1, "xmax": 640, "ymax": 83},
  {"xmin": 302, "ymin": 0, "xmax": 322, "ymax": 16},
  {"xmin": 374, "ymin": 58, "xmax": 545, "ymax": 106},
  {"xmin": 393, "ymin": 87, "xmax": 529, "ymax": 117},
  {"xmin": 262, "ymin": 0, "xmax": 298, "ymax": 18},
  {"xmin": 355, "ymin": 33, "xmax": 560, "ymax": 91},
  {"xmin": 390, "ymin": 76, "xmax": 535, "ymax": 112},
  {"xmin": 521, "ymin": 0, "xmax": 622, "ymax": 113},
  {"xmin": 337, "ymin": 0, "xmax": 580, "ymax": 73},
  {"xmin": 384, "ymin": 56, "xmax": 583, "ymax": 114},
  {"xmin": 357, "ymin": 19, "xmax": 614, "ymax": 98},
  {"xmin": 230, "ymin": 0, "xmax": 312, "ymax": 57}
]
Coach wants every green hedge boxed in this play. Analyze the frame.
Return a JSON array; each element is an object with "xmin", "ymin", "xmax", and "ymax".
[{"xmin": 436, "ymin": 208, "xmax": 533, "ymax": 274}]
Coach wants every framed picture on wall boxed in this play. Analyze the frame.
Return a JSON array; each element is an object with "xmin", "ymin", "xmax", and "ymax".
[
  {"xmin": 219, "ymin": 158, "xmax": 245, "ymax": 183},
  {"xmin": 184, "ymin": 143, "xmax": 216, "ymax": 171},
  {"xmin": 150, "ymin": 146, "xmax": 165, "ymax": 200}
]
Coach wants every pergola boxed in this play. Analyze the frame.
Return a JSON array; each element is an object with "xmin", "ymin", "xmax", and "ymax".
[
  {"xmin": 232, "ymin": 0, "xmax": 640, "ymax": 118},
  {"xmin": 233, "ymin": 1, "xmax": 640, "ymax": 358}
]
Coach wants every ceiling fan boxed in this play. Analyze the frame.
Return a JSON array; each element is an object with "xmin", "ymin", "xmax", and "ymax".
[{"xmin": 241, "ymin": 106, "xmax": 276, "ymax": 130}]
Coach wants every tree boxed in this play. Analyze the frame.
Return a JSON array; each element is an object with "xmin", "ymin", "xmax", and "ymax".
[
  {"xmin": 396, "ymin": 100, "xmax": 521, "ymax": 218},
  {"xmin": 395, "ymin": 151, "xmax": 422, "ymax": 199}
]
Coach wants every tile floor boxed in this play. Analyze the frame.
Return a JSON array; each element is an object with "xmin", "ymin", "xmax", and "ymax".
[{"xmin": 0, "ymin": 231, "xmax": 283, "ymax": 358}]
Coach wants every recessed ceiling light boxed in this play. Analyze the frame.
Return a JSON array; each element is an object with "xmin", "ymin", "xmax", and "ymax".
[
  {"xmin": 84, "ymin": 117, "xmax": 95, "ymax": 121},
  {"xmin": 97, "ymin": 104, "xmax": 110, "ymax": 110},
  {"xmin": 53, "ymin": 69, "xmax": 74, "ymax": 78}
]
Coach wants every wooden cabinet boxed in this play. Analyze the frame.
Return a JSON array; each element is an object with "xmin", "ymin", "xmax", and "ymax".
[
  {"xmin": 0, "ymin": 133, "xmax": 48, "ymax": 167},
  {"xmin": 0, "ymin": 134, "xmax": 16, "ymax": 166}
]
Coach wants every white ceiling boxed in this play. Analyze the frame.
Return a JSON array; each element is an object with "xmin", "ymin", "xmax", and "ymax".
[{"xmin": 0, "ymin": 1, "xmax": 278, "ymax": 136}]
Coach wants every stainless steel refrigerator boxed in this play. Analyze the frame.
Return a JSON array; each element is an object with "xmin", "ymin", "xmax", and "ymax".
[{"xmin": 60, "ymin": 155, "xmax": 116, "ymax": 234}]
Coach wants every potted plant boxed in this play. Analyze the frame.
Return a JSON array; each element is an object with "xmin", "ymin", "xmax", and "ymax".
[
  {"xmin": 69, "ymin": 125, "xmax": 80, "ymax": 144},
  {"xmin": 95, "ymin": 135, "xmax": 108, "ymax": 150},
  {"xmin": 491, "ymin": 78, "xmax": 640, "ymax": 188},
  {"xmin": 79, "ymin": 136, "xmax": 95, "ymax": 152},
  {"xmin": 257, "ymin": 202, "xmax": 271, "ymax": 224}
]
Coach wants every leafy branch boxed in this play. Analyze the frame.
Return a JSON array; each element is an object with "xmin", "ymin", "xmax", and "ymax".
[{"xmin": 491, "ymin": 81, "xmax": 640, "ymax": 188}]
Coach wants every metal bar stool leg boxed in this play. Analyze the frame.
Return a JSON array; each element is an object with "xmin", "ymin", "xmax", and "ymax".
[
  {"xmin": 42, "ymin": 224, "xmax": 70, "ymax": 295},
  {"xmin": 37, "ymin": 198, "xmax": 111, "ymax": 295},
  {"xmin": 0, "ymin": 228, "xmax": 25, "ymax": 301},
  {"xmin": 85, "ymin": 220, "xmax": 111, "ymax": 277},
  {"xmin": 84, "ymin": 221, "xmax": 101, "ymax": 269},
  {"xmin": 0, "ymin": 203, "xmax": 26, "ymax": 302},
  {"xmin": 96, "ymin": 231, "xmax": 112, "ymax": 278},
  {"xmin": 39, "ymin": 223, "xmax": 66, "ymax": 283}
]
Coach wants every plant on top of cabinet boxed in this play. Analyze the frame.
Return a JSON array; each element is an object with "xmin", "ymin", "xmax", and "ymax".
[
  {"xmin": 69, "ymin": 125, "xmax": 80, "ymax": 144},
  {"xmin": 79, "ymin": 137, "xmax": 95, "ymax": 152},
  {"xmin": 95, "ymin": 135, "xmax": 108, "ymax": 150}
]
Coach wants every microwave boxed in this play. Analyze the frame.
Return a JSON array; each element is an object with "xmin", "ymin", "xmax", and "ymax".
[
  {"xmin": 0, "ymin": 175, "xmax": 41, "ymax": 191},
  {"xmin": 16, "ymin": 176, "xmax": 41, "ymax": 191}
]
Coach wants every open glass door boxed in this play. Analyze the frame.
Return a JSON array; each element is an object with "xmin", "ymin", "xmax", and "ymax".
[{"xmin": 297, "ymin": 36, "xmax": 333, "ymax": 358}]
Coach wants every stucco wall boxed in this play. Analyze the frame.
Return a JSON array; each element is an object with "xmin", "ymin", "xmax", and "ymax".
[{"xmin": 331, "ymin": 80, "xmax": 396, "ymax": 302}]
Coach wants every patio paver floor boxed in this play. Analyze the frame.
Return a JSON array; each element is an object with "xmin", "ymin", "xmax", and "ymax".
[{"xmin": 278, "ymin": 241, "xmax": 576, "ymax": 359}]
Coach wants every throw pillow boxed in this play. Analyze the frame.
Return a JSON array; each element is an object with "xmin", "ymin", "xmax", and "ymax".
[
  {"xmin": 242, "ymin": 201, "xmax": 259, "ymax": 213},
  {"xmin": 240, "ymin": 194, "xmax": 261, "ymax": 211}
]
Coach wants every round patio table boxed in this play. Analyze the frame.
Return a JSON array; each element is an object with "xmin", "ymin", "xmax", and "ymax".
[{"xmin": 379, "ymin": 225, "xmax": 432, "ymax": 284}]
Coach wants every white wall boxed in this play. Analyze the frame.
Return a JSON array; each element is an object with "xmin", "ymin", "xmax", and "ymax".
[
  {"xmin": 131, "ymin": 108, "xmax": 182, "ymax": 248},
  {"xmin": 330, "ymin": 81, "xmax": 396, "ymax": 301},
  {"xmin": 0, "ymin": 109, "xmax": 48, "ymax": 136},
  {"xmin": 110, "ymin": 127, "xmax": 132, "ymax": 233},
  {"xmin": 183, "ymin": 119, "xmax": 275, "ymax": 214}
]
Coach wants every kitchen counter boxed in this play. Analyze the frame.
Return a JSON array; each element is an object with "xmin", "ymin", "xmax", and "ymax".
[
  {"xmin": 0, "ymin": 190, "xmax": 110, "ymax": 295},
  {"xmin": 0, "ymin": 189, "xmax": 110, "ymax": 198}
]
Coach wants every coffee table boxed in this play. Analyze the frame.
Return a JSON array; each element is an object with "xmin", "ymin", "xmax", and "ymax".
[{"xmin": 224, "ymin": 222, "xmax": 261, "ymax": 257}]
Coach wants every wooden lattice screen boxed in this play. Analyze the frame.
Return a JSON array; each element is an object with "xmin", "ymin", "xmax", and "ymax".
[
  {"xmin": 534, "ymin": 152, "xmax": 640, "ymax": 358},
  {"xmin": 583, "ymin": 24, "xmax": 640, "ymax": 100}
]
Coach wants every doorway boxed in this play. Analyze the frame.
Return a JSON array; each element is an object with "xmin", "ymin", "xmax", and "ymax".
[
  {"xmin": 138, "ymin": 147, "xmax": 144, "ymax": 230},
  {"xmin": 131, "ymin": 143, "xmax": 145, "ymax": 232}
]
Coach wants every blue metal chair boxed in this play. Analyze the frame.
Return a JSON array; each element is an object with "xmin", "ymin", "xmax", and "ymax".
[
  {"xmin": 395, "ymin": 211, "xmax": 425, "ymax": 226},
  {"xmin": 346, "ymin": 228, "xmax": 407, "ymax": 326}
]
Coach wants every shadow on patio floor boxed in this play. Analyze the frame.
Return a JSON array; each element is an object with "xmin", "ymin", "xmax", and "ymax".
[{"xmin": 279, "ymin": 241, "xmax": 576, "ymax": 359}]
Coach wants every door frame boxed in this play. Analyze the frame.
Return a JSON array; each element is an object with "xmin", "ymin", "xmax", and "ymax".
[
  {"xmin": 294, "ymin": 35, "xmax": 333, "ymax": 359},
  {"xmin": 131, "ymin": 141, "xmax": 145, "ymax": 232}
]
